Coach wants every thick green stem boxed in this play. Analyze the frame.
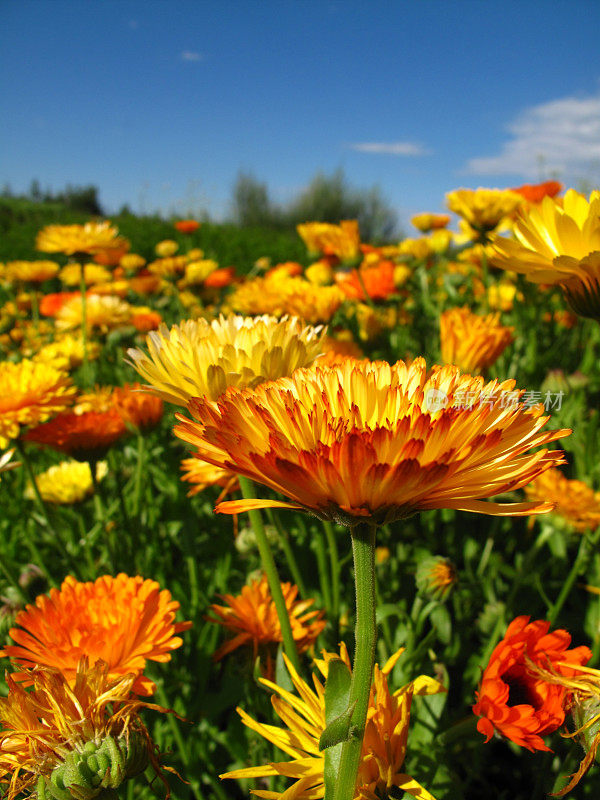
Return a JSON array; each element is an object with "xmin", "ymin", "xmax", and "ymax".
[
  {"xmin": 238, "ymin": 475, "xmax": 301, "ymax": 673},
  {"xmin": 131, "ymin": 432, "xmax": 145, "ymax": 518},
  {"xmin": 333, "ymin": 523, "xmax": 377, "ymax": 800}
]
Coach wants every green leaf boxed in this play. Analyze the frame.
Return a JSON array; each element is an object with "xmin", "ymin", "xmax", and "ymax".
[
  {"xmin": 322, "ymin": 658, "xmax": 353, "ymax": 799},
  {"xmin": 430, "ymin": 604, "xmax": 452, "ymax": 644},
  {"xmin": 274, "ymin": 645, "xmax": 294, "ymax": 693}
]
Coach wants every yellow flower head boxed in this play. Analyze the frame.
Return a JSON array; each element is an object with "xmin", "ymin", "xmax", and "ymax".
[
  {"xmin": 0, "ymin": 359, "xmax": 75, "ymax": 448},
  {"xmin": 447, "ymin": 188, "xmax": 523, "ymax": 234},
  {"xmin": 24, "ymin": 460, "xmax": 107, "ymax": 505},
  {"xmin": 305, "ymin": 261, "xmax": 335, "ymax": 285},
  {"xmin": 147, "ymin": 255, "xmax": 188, "ymax": 278},
  {"xmin": 180, "ymin": 457, "xmax": 239, "ymax": 498},
  {"xmin": 221, "ymin": 645, "xmax": 445, "ymax": 799},
  {"xmin": 487, "ymin": 281, "xmax": 519, "ymax": 312},
  {"xmin": 227, "ymin": 275, "xmax": 345, "ymax": 323},
  {"xmin": 33, "ymin": 334, "xmax": 101, "ymax": 370},
  {"xmin": 440, "ymin": 307, "xmax": 514, "ymax": 373},
  {"xmin": 119, "ymin": 253, "xmax": 147, "ymax": 271},
  {"xmin": 525, "ymin": 467, "xmax": 600, "ymax": 533},
  {"xmin": 183, "ymin": 258, "xmax": 219, "ymax": 285},
  {"xmin": 59, "ymin": 262, "xmax": 112, "ymax": 287},
  {"xmin": 297, "ymin": 220, "xmax": 361, "ymax": 262},
  {"xmin": 5, "ymin": 260, "xmax": 59, "ymax": 284},
  {"xmin": 0, "ymin": 660, "xmax": 164, "ymax": 800},
  {"xmin": 415, "ymin": 555, "xmax": 458, "ymax": 601},
  {"xmin": 491, "ymin": 190, "xmax": 600, "ymax": 320},
  {"xmin": 411, "ymin": 213, "xmax": 451, "ymax": 233},
  {"xmin": 208, "ymin": 574, "xmax": 325, "ymax": 674},
  {"xmin": 127, "ymin": 313, "xmax": 326, "ymax": 406},
  {"xmin": 36, "ymin": 222, "xmax": 123, "ymax": 256},
  {"xmin": 176, "ymin": 358, "xmax": 569, "ymax": 527},
  {"xmin": 154, "ymin": 239, "xmax": 179, "ymax": 257},
  {"xmin": 55, "ymin": 293, "xmax": 132, "ymax": 333}
]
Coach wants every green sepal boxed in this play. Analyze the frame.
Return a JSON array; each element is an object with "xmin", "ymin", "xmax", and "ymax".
[
  {"xmin": 274, "ymin": 644, "xmax": 294, "ymax": 693},
  {"xmin": 321, "ymin": 657, "xmax": 353, "ymax": 800}
]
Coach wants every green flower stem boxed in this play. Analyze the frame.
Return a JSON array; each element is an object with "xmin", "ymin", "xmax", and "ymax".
[
  {"xmin": 14, "ymin": 440, "xmax": 55, "ymax": 583},
  {"xmin": 131, "ymin": 432, "xmax": 145, "ymax": 518},
  {"xmin": 265, "ymin": 508, "xmax": 307, "ymax": 597},
  {"xmin": 548, "ymin": 528, "xmax": 600, "ymax": 626},
  {"xmin": 324, "ymin": 521, "xmax": 341, "ymax": 621},
  {"xmin": 78, "ymin": 263, "xmax": 91, "ymax": 385},
  {"xmin": 238, "ymin": 475, "xmax": 301, "ymax": 674},
  {"xmin": 333, "ymin": 522, "xmax": 377, "ymax": 800}
]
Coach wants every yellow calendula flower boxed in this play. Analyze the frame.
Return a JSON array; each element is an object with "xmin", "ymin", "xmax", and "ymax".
[
  {"xmin": 33, "ymin": 335, "xmax": 101, "ymax": 370},
  {"xmin": 24, "ymin": 460, "xmax": 108, "ymax": 504},
  {"xmin": 447, "ymin": 188, "xmax": 523, "ymax": 234},
  {"xmin": 227, "ymin": 275, "xmax": 345, "ymax": 323},
  {"xmin": 297, "ymin": 220, "xmax": 361, "ymax": 262},
  {"xmin": 305, "ymin": 261, "xmax": 335, "ymax": 285},
  {"xmin": 119, "ymin": 252, "xmax": 147, "ymax": 271},
  {"xmin": 154, "ymin": 239, "xmax": 179, "ymax": 257},
  {"xmin": 0, "ymin": 359, "xmax": 75, "ymax": 448},
  {"xmin": 411, "ymin": 213, "xmax": 451, "ymax": 233},
  {"xmin": 183, "ymin": 258, "xmax": 219, "ymax": 285},
  {"xmin": 55, "ymin": 294, "xmax": 132, "ymax": 333},
  {"xmin": 59, "ymin": 262, "xmax": 112, "ymax": 287},
  {"xmin": 398, "ymin": 237, "xmax": 434, "ymax": 260},
  {"xmin": 221, "ymin": 644, "xmax": 445, "ymax": 800},
  {"xmin": 525, "ymin": 467, "xmax": 600, "ymax": 533},
  {"xmin": 5, "ymin": 260, "xmax": 59, "ymax": 283},
  {"xmin": 127, "ymin": 313, "xmax": 326, "ymax": 406},
  {"xmin": 36, "ymin": 222, "xmax": 124, "ymax": 256},
  {"xmin": 180, "ymin": 457, "xmax": 239, "ymax": 498},
  {"xmin": 415, "ymin": 555, "xmax": 457, "ymax": 601},
  {"xmin": 440, "ymin": 307, "xmax": 514, "ymax": 373},
  {"xmin": 487, "ymin": 281, "xmax": 520, "ymax": 312},
  {"xmin": 177, "ymin": 358, "xmax": 569, "ymax": 526},
  {"xmin": 147, "ymin": 255, "xmax": 188, "ymax": 278},
  {"xmin": 0, "ymin": 660, "xmax": 166, "ymax": 800},
  {"xmin": 492, "ymin": 190, "xmax": 600, "ymax": 320}
]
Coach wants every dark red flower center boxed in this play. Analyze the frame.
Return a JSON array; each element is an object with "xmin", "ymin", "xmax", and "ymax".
[{"xmin": 504, "ymin": 667, "xmax": 540, "ymax": 708}]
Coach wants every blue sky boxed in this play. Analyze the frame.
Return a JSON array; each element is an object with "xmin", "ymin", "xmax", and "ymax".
[{"xmin": 2, "ymin": 0, "xmax": 600, "ymax": 229}]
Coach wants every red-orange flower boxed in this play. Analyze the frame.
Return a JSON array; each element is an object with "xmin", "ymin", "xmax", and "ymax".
[
  {"xmin": 510, "ymin": 181, "xmax": 563, "ymax": 204},
  {"xmin": 204, "ymin": 265, "xmax": 236, "ymax": 288},
  {"xmin": 207, "ymin": 574, "xmax": 325, "ymax": 675},
  {"xmin": 130, "ymin": 308, "xmax": 162, "ymax": 332},
  {"xmin": 335, "ymin": 260, "xmax": 396, "ymax": 302},
  {"xmin": 39, "ymin": 291, "xmax": 80, "ymax": 317},
  {"xmin": 473, "ymin": 616, "xmax": 591, "ymax": 751},
  {"xmin": 113, "ymin": 382, "xmax": 164, "ymax": 432},
  {"xmin": 174, "ymin": 219, "xmax": 201, "ymax": 234},
  {"xmin": 24, "ymin": 409, "xmax": 127, "ymax": 461},
  {"xmin": 0, "ymin": 574, "xmax": 191, "ymax": 696}
]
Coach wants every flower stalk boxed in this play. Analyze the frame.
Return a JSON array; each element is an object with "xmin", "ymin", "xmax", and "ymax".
[
  {"xmin": 238, "ymin": 474, "xmax": 301, "ymax": 673},
  {"xmin": 333, "ymin": 522, "xmax": 377, "ymax": 800}
]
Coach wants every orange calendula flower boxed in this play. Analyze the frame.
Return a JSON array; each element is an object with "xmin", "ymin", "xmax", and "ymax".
[
  {"xmin": 440, "ymin": 307, "xmax": 514, "ymax": 373},
  {"xmin": 24, "ymin": 408, "xmax": 127, "ymax": 461},
  {"xmin": 1, "ymin": 574, "xmax": 191, "ymax": 696},
  {"xmin": 0, "ymin": 359, "xmax": 76, "ymax": 448},
  {"xmin": 180, "ymin": 457, "xmax": 239, "ymax": 498},
  {"xmin": 525, "ymin": 467, "xmax": 600, "ymax": 533},
  {"xmin": 226, "ymin": 274, "xmax": 345, "ymax": 323},
  {"xmin": 492, "ymin": 190, "xmax": 600, "ymax": 320},
  {"xmin": 447, "ymin": 188, "xmax": 523, "ymax": 234},
  {"xmin": 208, "ymin": 574, "xmax": 325, "ymax": 674},
  {"xmin": 5, "ymin": 260, "xmax": 59, "ymax": 283},
  {"xmin": 113, "ymin": 382, "xmax": 164, "ymax": 432},
  {"xmin": 221, "ymin": 644, "xmax": 445, "ymax": 799},
  {"xmin": 36, "ymin": 222, "xmax": 123, "ymax": 257},
  {"xmin": 473, "ymin": 616, "xmax": 591, "ymax": 752},
  {"xmin": 0, "ymin": 660, "xmax": 166, "ymax": 800},
  {"xmin": 129, "ymin": 306, "xmax": 162, "ymax": 332},
  {"xmin": 175, "ymin": 358, "xmax": 569, "ymax": 526},
  {"xmin": 297, "ymin": 220, "xmax": 361, "ymax": 262},
  {"xmin": 335, "ymin": 260, "xmax": 397, "ymax": 302},
  {"xmin": 510, "ymin": 180, "xmax": 562, "ymax": 204},
  {"xmin": 204, "ymin": 265, "xmax": 236, "ymax": 288},
  {"xmin": 174, "ymin": 219, "xmax": 201, "ymax": 234},
  {"xmin": 127, "ymin": 314, "xmax": 325, "ymax": 406}
]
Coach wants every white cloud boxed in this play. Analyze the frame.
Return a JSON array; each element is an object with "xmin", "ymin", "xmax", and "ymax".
[
  {"xmin": 466, "ymin": 93, "xmax": 600, "ymax": 178},
  {"xmin": 348, "ymin": 141, "xmax": 430, "ymax": 156},
  {"xmin": 180, "ymin": 51, "xmax": 204, "ymax": 62}
]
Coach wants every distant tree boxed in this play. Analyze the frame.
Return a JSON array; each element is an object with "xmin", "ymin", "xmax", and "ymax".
[
  {"xmin": 231, "ymin": 172, "xmax": 276, "ymax": 227},
  {"xmin": 285, "ymin": 169, "xmax": 398, "ymax": 242}
]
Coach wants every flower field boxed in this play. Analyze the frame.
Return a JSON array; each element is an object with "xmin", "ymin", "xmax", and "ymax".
[{"xmin": 2, "ymin": 184, "xmax": 600, "ymax": 799}]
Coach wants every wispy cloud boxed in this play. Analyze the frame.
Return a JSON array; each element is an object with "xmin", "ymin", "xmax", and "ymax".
[
  {"xmin": 348, "ymin": 141, "xmax": 430, "ymax": 156},
  {"xmin": 180, "ymin": 50, "xmax": 204, "ymax": 62},
  {"xmin": 466, "ymin": 93, "xmax": 600, "ymax": 178}
]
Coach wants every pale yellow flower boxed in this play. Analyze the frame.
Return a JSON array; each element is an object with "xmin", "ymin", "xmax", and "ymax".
[
  {"xmin": 5, "ymin": 260, "xmax": 59, "ymax": 283},
  {"xmin": 59, "ymin": 262, "xmax": 112, "ymax": 287},
  {"xmin": 33, "ymin": 335, "xmax": 101, "ymax": 370},
  {"xmin": 36, "ymin": 222, "xmax": 123, "ymax": 256},
  {"xmin": 154, "ymin": 239, "xmax": 179, "ymax": 257},
  {"xmin": 297, "ymin": 220, "xmax": 361, "ymax": 261},
  {"xmin": 119, "ymin": 253, "xmax": 146, "ymax": 271},
  {"xmin": 183, "ymin": 259, "xmax": 219, "ymax": 285},
  {"xmin": 25, "ymin": 460, "xmax": 108, "ymax": 504},
  {"xmin": 55, "ymin": 294, "xmax": 132, "ymax": 333},
  {"xmin": 127, "ymin": 314, "xmax": 326, "ymax": 406}
]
